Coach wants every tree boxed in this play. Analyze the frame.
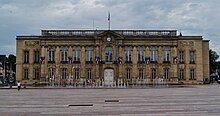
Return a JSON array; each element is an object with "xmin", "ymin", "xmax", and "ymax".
[
  {"xmin": 6, "ymin": 54, "xmax": 16, "ymax": 73},
  {"xmin": 209, "ymin": 49, "xmax": 219, "ymax": 74}
]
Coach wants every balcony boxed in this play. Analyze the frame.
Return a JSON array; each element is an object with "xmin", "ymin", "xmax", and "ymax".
[
  {"xmin": 163, "ymin": 61, "xmax": 170, "ymax": 64},
  {"xmin": 73, "ymin": 61, "xmax": 80, "ymax": 64},
  {"xmin": 125, "ymin": 61, "xmax": 132, "ymax": 64},
  {"xmin": 138, "ymin": 61, "xmax": 145, "ymax": 64},
  {"xmin": 86, "ymin": 61, "xmax": 93, "ymax": 64},
  {"xmin": 150, "ymin": 61, "xmax": 157, "ymax": 64},
  {"xmin": 179, "ymin": 61, "xmax": 184, "ymax": 64},
  {"xmin": 60, "ymin": 61, "xmax": 68, "ymax": 64},
  {"xmin": 48, "ymin": 61, "xmax": 55, "ymax": 64}
]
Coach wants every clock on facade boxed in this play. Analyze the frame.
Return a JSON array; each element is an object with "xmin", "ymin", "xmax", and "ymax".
[{"xmin": 107, "ymin": 37, "xmax": 111, "ymax": 42}]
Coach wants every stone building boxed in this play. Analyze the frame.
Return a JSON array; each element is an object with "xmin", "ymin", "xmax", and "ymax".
[{"xmin": 16, "ymin": 30, "xmax": 209, "ymax": 86}]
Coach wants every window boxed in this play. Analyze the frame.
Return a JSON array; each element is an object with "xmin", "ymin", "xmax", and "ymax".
[
  {"xmin": 62, "ymin": 68, "xmax": 67, "ymax": 79},
  {"xmin": 164, "ymin": 47, "xmax": 170, "ymax": 62},
  {"xmin": 34, "ymin": 69, "xmax": 40, "ymax": 80},
  {"xmin": 49, "ymin": 68, "xmax": 54, "ymax": 78},
  {"xmin": 179, "ymin": 69, "xmax": 184, "ymax": 80},
  {"xmin": 86, "ymin": 47, "xmax": 93, "ymax": 62},
  {"xmin": 190, "ymin": 51, "xmax": 195, "ymax": 64},
  {"xmin": 74, "ymin": 68, "xmax": 80, "ymax": 79},
  {"xmin": 105, "ymin": 47, "xmax": 113, "ymax": 62},
  {"xmin": 190, "ymin": 69, "xmax": 195, "ymax": 80},
  {"xmin": 164, "ymin": 68, "xmax": 169, "ymax": 79},
  {"xmin": 179, "ymin": 51, "xmax": 184, "ymax": 64},
  {"xmin": 138, "ymin": 47, "xmax": 145, "ymax": 63},
  {"xmin": 126, "ymin": 68, "xmax": 131, "ymax": 79},
  {"xmin": 48, "ymin": 48, "xmax": 55, "ymax": 62},
  {"xmin": 87, "ymin": 69, "xmax": 92, "ymax": 79},
  {"xmin": 150, "ymin": 47, "xmax": 157, "ymax": 62},
  {"xmin": 34, "ymin": 50, "xmax": 40, "ymax": 63},
  {"xmin": 151, "ymin": 69, "xmax": 156, "ymax": 79},
  {"xmin": 24, "ymin": 51, "xmax": 29, "ymax": 63},
  {"xmin": 24, "ymin": 69, "xmax": 28, "ymax": 80},
  {"xmin": 125, "ymin": 47, "xmax": 132, "ymax": 62},
  {"xmin": 61, "ymin": 47, "xmax": 68, "ymax": 62},
  {"xmin": 139, "ymin": 69, "xmax": 144, "ymax": 79},
  {"xmin": 74, "ymin": 47, "xmax": 80, "ymax": 62}
]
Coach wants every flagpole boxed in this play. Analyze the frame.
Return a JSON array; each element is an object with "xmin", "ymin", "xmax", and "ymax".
[{"xmin": 108, "ymin": 11, "xmax": 110, "ymax": 30}]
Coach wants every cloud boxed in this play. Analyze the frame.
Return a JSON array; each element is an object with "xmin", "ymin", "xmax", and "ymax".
[{"xmin": 0, "ymin": 0, "xmax": 219, "ymax": 56}]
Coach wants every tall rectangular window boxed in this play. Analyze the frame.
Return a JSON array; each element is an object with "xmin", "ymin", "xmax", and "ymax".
[
  {"xmin": 105, "ymin": 47, "xmax": 113, "ymax": 62},
  {"xmin": 150, "ymin": 47, "xmax": 157, "ymax": 62},
  {"xmin": 164, "ymin": 47, "xmax": 170, "ymax": 62},
  {"xmin": 126, "ymin": 68, "xmax": 131, "ymax": 79},
  {"xmin": 151, "ymin": 69, "xmax": 156, "ymax": 79},
  {"xmin": 24, "ymin": 69, "xmax": 29, "ymax": 80},
  {"xmin": 49, "ymin": 68, "xmax": 54, "ymax": 78},
  {"xmin": 34, "ymin": 50, "xmax": 40, "ymax": 63},
  {"xmin": 34, "ymin": 69, "xmax": 40, "ymax": 80},
  {"xmin": 190, "ymin": 51, "xmax": 195, "ymax": 64},
  {"xmin": 139, "ymin": 69, "xmax": 144, "ymax": 79},
  {"xmin": 61, "ymin": 47, "xmax": 68, "ymax": 62},
  {"xmin": 179, "ymin": 51, "xmax": 184, "ymax": 63},
  {"xmin": 62, "ymin": 68, "xmax": 67, "ymax": 79},
  {"xmin": 24, "ymin": 51, "xmax": 29, "ymax": 63},
  {"xmin": 86, "ymin": 48, "xmax": 93, "ymax": 62},
  {"xmin": 74, "ymin": 68, "xmax": 80, "ymax": 79},
  {"xmin": 179, "ymin": 69, "xmax": 184, "ymax": 80},
  {"xmin": 87, "ymin": 69, "xmax": 92, "ymax": 79},
  {"xmin": 164, "ymin": 68, "xmax": 169, "ymax": 79},
  {"xmin": 74, "ymin": 47, "xmax": 80, "ymax": 62},
  {"xmin": 125, "ymin": 47, "xmax": 132, "ymax": 62},
  {"xmin": 190, "ymin": 69, "xmax": 195, "ymax": 80},
  {"xmin": 48, "ymin": 48, "xmax": 55, "ymax": 62},
  {"xmin": 138, "ymin": 47, "xmax": 145, "ymax": 63}
]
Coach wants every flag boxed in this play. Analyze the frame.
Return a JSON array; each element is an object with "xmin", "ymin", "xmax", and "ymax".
[
  {"xmin": 173, "ymin": 56, "xmax": 178, "ymax": 64},
  {"xmin": 68, "ymin": 57, "xmax": 72, "ymax": 64},
  {"xmin": 40, "ymin": 56, "xmax": 45, "ymax": 64},
  {"xmin": 95, "ymin": 56, "xmax": 100, "ymax": 64},
  {"xmin": 117, "ymin": 57, "xmax": 122, "ymax": 64},
  {"xmin": 145, "ymin": 57, "xmax": 150, "ymax": 64},
  {"xmin": 108, "ymin": 11, "xmax": 110, "ymax": 21}
]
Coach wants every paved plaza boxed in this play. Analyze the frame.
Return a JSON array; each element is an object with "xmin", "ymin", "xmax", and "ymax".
[{"xmin": 0, "ymin": 85, "xmax": 220, "ymax": 116}]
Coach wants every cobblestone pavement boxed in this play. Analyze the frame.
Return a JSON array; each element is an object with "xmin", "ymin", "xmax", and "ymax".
[{"xmin": 0, "ymin": 85, "xmax": 220, "ymax": 116}]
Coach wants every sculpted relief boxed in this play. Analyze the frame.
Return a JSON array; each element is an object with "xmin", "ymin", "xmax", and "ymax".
[
  {"xmin": 179, "ymin": 41, "xmax": 194, "ymax": 47},
  {"xmin": 25, "ymin": 41, "xmax": 40, "ymax": 46}
]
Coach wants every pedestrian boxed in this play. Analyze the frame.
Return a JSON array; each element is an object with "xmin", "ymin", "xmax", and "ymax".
[{"xmin": 17, "ymin": 81, "xmax": 21, "ymax": 91}]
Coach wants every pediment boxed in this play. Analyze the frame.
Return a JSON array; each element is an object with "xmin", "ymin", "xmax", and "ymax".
[{"xmin": 97, "ymin": 30, "xmax": 124, "ymax": 39}]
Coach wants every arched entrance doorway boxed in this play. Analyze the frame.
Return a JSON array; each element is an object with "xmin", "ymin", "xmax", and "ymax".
[{"xmin": 104, "ymin": 69, "xmax": 114, "ymax": 86}]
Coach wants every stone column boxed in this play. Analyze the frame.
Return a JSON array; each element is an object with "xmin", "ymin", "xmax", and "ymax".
[
  {"xmin": 185, "ymin": 47, "xmax": 189, "ymax": 81},
  {"xmin": 158, "ymin": 46, "xmax": 163, "ymax": 77},
  {"xmin": 68, "ymin": 46, "xmax": 73, "ymax": 77},
  {"xmin": 132, "ymin": 46, "xmax": 138, "ymax": 79},
  {"xmin": 81, "ymin": 46, "xmax": 86, "ymax": 78},
  {"xmin": 118, "ymin": 46, "xmax": 122, "ymax": 78},
  {"xmin": 40, "ymin": 46, "xmax": 46, "ymax": 80},
  {"xmin": 171, "ymin": 46, "xmax": 178, "ymax": 82},
  {"xmin": 55, "ymin": 46, "xmax": 60, "ymax": 80},
  {"xmin": 145, "ymin": 46, "xmax": 150, "ymax": 79},
  {"xmin": 95, "ymin": 46, "xmax": 99, "ymax": 79}
]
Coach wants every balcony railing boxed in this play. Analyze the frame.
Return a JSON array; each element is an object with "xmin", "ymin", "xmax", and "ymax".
[{"xmin": 41, "ymin": 30, "xmax": 177, "ymax": 37}]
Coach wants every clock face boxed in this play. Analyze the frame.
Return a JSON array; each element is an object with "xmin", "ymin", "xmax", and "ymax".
[{"xmin": 107, "ymin": 37, "xmax": 111, "ymax": 42}]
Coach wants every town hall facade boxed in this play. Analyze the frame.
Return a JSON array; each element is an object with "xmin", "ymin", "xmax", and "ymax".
[{"xmin": 16, "ymin": 29, "xmax": 209, "ymax": 86}]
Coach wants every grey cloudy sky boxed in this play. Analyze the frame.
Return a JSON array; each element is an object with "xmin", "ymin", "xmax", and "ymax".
[{"xmin": 0, "ymin": 0, "xmax": 219, "ymax": 56}]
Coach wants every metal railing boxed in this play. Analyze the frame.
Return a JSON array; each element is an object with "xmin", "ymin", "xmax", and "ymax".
[{"xmin": 41, "ymin": 30, "xmax": 177, "ymax": 37}]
